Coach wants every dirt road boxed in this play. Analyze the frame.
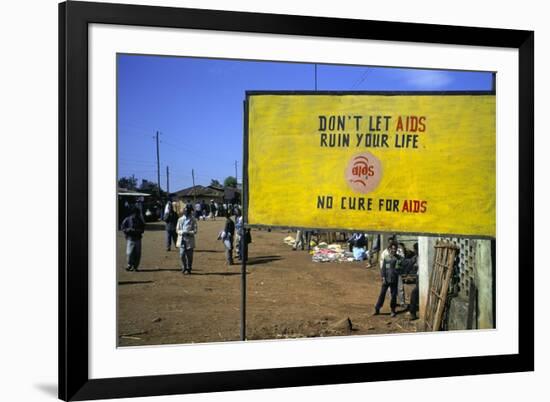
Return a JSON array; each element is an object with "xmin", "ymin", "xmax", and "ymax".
[{"xmin": 117, "ymin": 220, "xmax": 420, "ymax": 346}]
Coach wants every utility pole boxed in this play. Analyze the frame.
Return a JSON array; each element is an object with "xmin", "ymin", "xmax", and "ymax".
[
  {"xmin": 166, "ymin": 166, "xmax": 170, "ymax": 195},
  {"xmin": 191, "ymin": 169, "xmax": 196, "ymax": 202},
  {"xmin": 314, "ymin": 64, "xmax": 318, "ymax": 91},
  {"xmin": 234, "ymin": 160, "xmax": 238, "ymax": 184},
  {"xmin": 155, "ymin": 131, "xmax": 162, "ymax": 199}
]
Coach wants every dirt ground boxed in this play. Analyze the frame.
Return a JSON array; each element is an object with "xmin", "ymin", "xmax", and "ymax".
[{"xmin": 117, "ymin": 220, "xmax": 422, "ymax": 346}]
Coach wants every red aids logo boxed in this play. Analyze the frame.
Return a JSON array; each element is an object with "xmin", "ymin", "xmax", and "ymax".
[{"xmin": 345, "ymin": 152, "xmax": 382, "ymax": 194}]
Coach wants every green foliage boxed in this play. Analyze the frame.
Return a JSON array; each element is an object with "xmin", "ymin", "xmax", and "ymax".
[
  {"xmin": 118, "ymin": 175, "xmax": 138, "ymax": 190},
  {"xmin": 139, "ymin": 179, "xmax": 160, "ymax": 193},
  {"xmin": 223, "ymin": 176, "xmax": 237, "ymax": 188}
]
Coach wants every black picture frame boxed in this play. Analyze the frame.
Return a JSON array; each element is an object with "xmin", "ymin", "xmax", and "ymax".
[{"xmin": 59, "ymin": 1, "xmax": 534, "ymax": 400}]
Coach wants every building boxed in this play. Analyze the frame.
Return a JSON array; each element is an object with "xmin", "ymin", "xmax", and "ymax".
[
  {"xmin": 377, "ymin": 234, "xmax": 495, "ymax": 331},
  {"xmin": 117, "ymin": 187, "xmax": 153, "ymax": 224},
  {"xmin": 170, "ymin": 185, "xmax": 226, "ymax": 204},
  {"xmin": 169, "ymin": 185, "xmax": 241, "ymax": 215},
  {"xmin": 418, "ymin": 236, "xmax": 495, "ymax": 330}
]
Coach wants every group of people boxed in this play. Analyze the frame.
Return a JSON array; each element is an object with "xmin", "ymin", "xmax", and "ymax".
[
  {"xmin": 220, "ymin": 207, "xmax": 251, "ymax": 266},
  {"xmin": 288, "ymin": 230, "xmax": 419, "ymax": 320},
  {"xmin": 122, "ymin": 201, "xmax": 198, "ymax": 275},
  {"xmin": 122, "ymin": 204, "xmax": 419, "ymax": 319},
  {"xmin": 347, "ymin": 232, "xmax": 378, "ymax": 265},
  {"xmin": 172, "ymin": 199, "xmax": 242, "ymax": 222},
  {"xmin": 344, "ymin": 232, "xmax": 419, "ymax": 320},
  {"xmin": 189, "ymin": 200, "xmax": 217, "ymax": 221},
  {"xmin": 375, "ymin": 238, "xmax": 419, "ymax": 320},
  {"xmin": 121, "ymin": 199, "xmax": 250, "ymax": 275}
]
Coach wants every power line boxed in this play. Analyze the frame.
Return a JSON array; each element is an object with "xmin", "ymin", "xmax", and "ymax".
[
  {"xmin": 155, "ymin": 131, "xmax": 162, "ymax": 198},
  {"xmin": 118, "ymin": 160, "xmax": 157, "ymax": 166},
  {"xmin": 314, "ymin": 64, "xmax": 318, "ymax": 91},
  {"xmin": 161, "ymin": 139, "xmax": 241, "ymax": 165},
  {"xmin": 118, "ymin": 123, "xmax": 158, "ymax": 135},
  {"xmin": 120, "ymin": 166, "xmax": 233, "ymax": 179},
  {"xmin": 166, "ymin": 166, "xmax": 170, "ymax": 194},
  {"xmin": 160, "ymin": 140, "xmax": 216, "ymax": 160},
  {"xmin": 191, "ymin": 169, "xmax": 196, "ymax": 202},
  {"xmin": 117, "ymin": 169, "xmax": 159, "ymax": 174},
  {"xmin": 351, "ymin": 70, "xmax": 366, "ymax": 88},
  {"xmin": 352, "ymin": 69, "xmax": 369, "ymax": 89}
]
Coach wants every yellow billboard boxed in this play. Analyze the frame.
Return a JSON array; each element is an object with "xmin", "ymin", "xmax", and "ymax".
[{"xmin": 246, "ymin": 92, "xmax": 495, "ymax": 238}]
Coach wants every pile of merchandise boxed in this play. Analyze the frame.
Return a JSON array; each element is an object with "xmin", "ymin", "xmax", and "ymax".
[
  {"xmin": 283, "ymin": 236, "xmax": 296, "ymax": 246},
  {"xmin": 283, "ymin": 236, "xmax": 317, "ymax": 249},
  {"xmin": 311, "ymin": 243, "xmax": 355, "ymax": 263}
]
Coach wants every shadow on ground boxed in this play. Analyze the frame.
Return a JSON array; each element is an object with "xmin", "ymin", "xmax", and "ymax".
[
  {"xmin": 135, "ymin": 268, "xmax": 181, "ymax": 272},
  {"xmin": 245, "ymin": 255, "xmax": 282, "ymax": 265},
  {"xmin": 190, "ymin": 272, "xmax": 242, "ymax": 276},
  {"xmin": 118, "ymin": 280, "xmax": 155, "ymax": 285}
]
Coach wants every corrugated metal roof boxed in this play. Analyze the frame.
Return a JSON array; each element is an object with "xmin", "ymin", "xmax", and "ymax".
[
  {"xmin": 171, "ymin": 185, "xmax": 225, "ymax": 197},
  {"xmin": 117, "ymin": 191, "xmax": 151, "ymax": 197}
]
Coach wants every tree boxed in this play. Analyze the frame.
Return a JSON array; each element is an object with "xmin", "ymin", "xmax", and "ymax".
[
  {"xmin": 139, "ymin": 179, "xmax": 160, "ymax": 194},
  {"xmin": 118, "ymin": 175, "xmax": 138, "ymax": 190},
  {"xmin": 210, "ymin": 179, "xmax": 222, "ymax": 187},
  {"xmin": 138, "ymin": 179, "xmax": 168, "ymax": 200},
  {"xmin": 223, "ymin": 176, "xmax": 237, "ymax": 188}
]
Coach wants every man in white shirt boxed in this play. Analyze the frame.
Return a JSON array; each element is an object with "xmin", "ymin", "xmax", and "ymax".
[{"xmin": 177, "ymin": 209, "xmax": 198, "ymax": 275}]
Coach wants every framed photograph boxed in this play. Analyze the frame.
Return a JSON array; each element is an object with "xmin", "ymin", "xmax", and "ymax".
[{"xmin": 59, "ymin": 1, "xmax": 533, "ymax": 400}]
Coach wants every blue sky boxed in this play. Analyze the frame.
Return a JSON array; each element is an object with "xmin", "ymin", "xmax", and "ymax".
[{"xmin": 117, "ymin": 55, "xmax": 493, "ymax": 192}]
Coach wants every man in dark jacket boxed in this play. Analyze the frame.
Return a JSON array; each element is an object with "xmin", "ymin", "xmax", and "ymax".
[
  {"xmin": 120, "ymin": 206, "xmax": 145, "ymax": 271},
  {"xmin": 374, "ymin": 242, "xmax": 402, "ymax": 317},
  {"xmin": 222, "ymin": 211, "xmax": 235, "ymax": 265},
  {"xmin": 164, "ymin": 202, "xmax": 179, "ymax": 251},
  {"xmin": 185, "ymin": 201, "xmax": 194, "ymax": 216},
  {"xmin": 404, "ymin": 242, "xmax": 419, "ymax": 320},
  {"xmin": 209, "ymin": 200, "xmax": 217, "ymax": 220}
]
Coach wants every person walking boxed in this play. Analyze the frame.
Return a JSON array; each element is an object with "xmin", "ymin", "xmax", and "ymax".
[
  {"xmin": 200, "ymin": 199, "xmax": 208, "ymax": 221},
  {"xmin": 120, "ymin": 206, "xmax": 145, "ymax": 272},
  {"xmin": 234, "ymin": 208, "xmax": 243, "ymax": 260},
  {"xmin": 209, "ymin": 200, "xmax": 217, "ymax": 220},
  {"xmin": 184, "ymin": 200, "xmax": 193, "ymax": 216},
  {"xmin": 135, "ymin": 197, "xmax": 145, "ymax": 221},
  {"xmin": 163, "ymin": 199, "xmax": 172, "ymax": 219},
  {"xmin": 194, "ymin": 201, "xmax": 202, "ymax": 220},
  {"xmin": 163, "ymin": 202, "xmax": 178, "ymax": 251},
  {"xmin": 222, "ymin": 211, "xmax": 235, "ymax": 265},
  {"xmin": 177, "ymin": 208, "xmax": 198, "ymax": 275},
  {"xmin": 374, "ymin": 242, "xmax": 402, "ymax": 317},
  {"xmin": 293, "ymin": 230, "xmax": 305, "ymax": 251}
]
